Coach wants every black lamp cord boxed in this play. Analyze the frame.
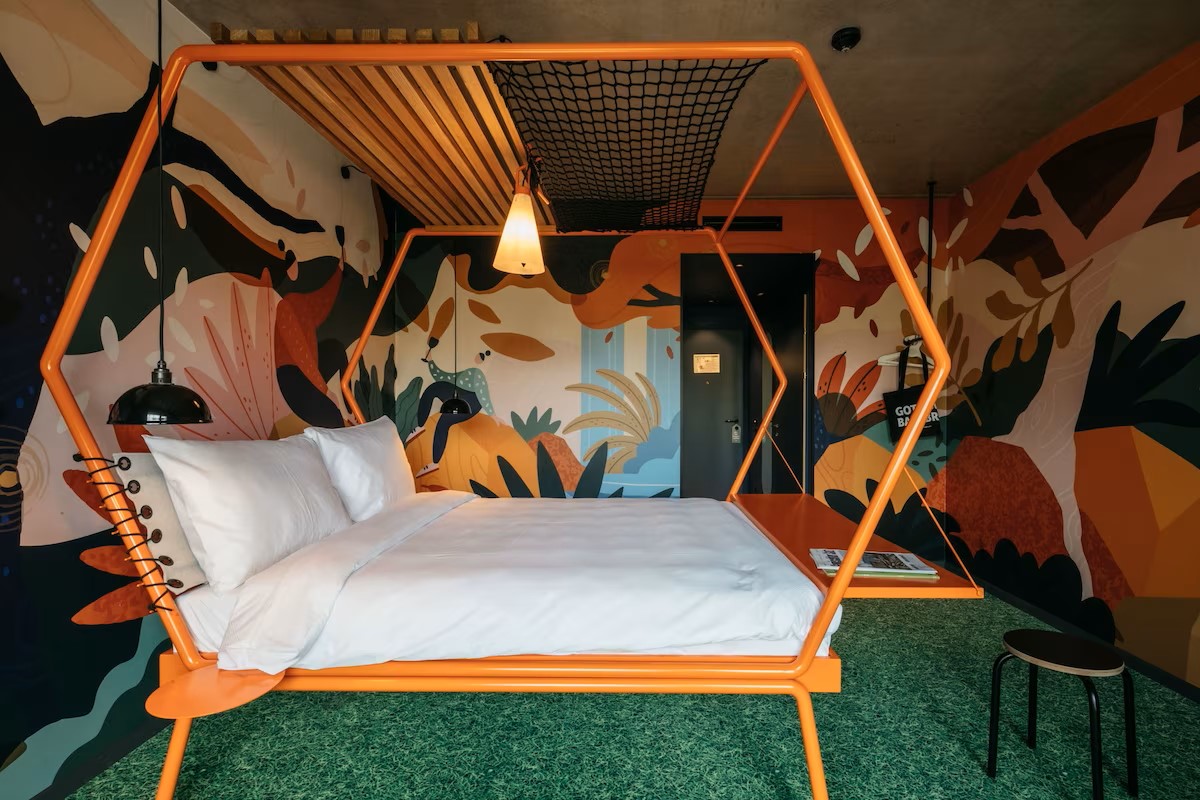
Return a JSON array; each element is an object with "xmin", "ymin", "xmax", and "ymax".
[
  {"xmin": 155, "ymin": 0, "xmax": 167, "ymax": 376},
  {"xmin": 451, "ymin": 240, "xmax": 459, "ymax": 401}
]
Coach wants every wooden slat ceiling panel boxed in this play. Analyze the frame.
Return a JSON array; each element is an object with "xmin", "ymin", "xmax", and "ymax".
[{"xmin": 213, "ymin": 23, "xmax": 553, "ymax": 229}]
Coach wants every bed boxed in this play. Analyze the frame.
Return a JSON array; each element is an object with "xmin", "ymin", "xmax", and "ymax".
[
  {"xmin": 177, "ymin": 494, "xmax": 840, "ymax": 670},
  {"xmin": 40, "ymin": 39, "xmax": 949, "ymax": 800}
]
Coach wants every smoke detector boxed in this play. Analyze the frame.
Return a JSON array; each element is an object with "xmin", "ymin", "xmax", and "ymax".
[{"xmin": 831, "ymin": 27, "xmax": 861, "ymax": 53}]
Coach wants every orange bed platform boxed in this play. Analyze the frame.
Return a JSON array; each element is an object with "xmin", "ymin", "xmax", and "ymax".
[{"xmin": 40, "ymin": 40, "xmax": 957, "ymax": 800}]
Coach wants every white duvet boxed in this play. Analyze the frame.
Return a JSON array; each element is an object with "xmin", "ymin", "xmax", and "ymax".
[{"xmin": 179, "ymin": 492, "xmax": 840, "ymax": 673}]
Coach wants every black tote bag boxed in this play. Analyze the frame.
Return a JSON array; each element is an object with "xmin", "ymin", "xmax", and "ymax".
[{"xmin": 881, "ymin": 341, "xmax": 941, "ymax": 442}]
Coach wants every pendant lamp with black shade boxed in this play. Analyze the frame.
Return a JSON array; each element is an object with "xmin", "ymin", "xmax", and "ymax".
[
  {"xmin": 108, "ymin": 0, "xmax": 211, "ymax": 426},
  {"xmin": 440, "ymin": 245, "xmax": 471, "ymax": 416}
]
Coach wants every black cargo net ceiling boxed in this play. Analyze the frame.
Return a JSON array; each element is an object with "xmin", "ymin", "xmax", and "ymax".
[{"xmin": 486, "ymin": 59, "xmax": 765, "ymax": 233}]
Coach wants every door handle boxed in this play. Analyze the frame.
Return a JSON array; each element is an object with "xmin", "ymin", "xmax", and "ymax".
[{"xmin": 724, "ymin": 418, "xmax": 738, "ymax": 424}]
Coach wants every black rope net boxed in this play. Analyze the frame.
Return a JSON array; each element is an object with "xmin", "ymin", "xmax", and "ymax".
[{"xmin": 487, "ymin": 59, "xmax": 764, "ymax": 233}]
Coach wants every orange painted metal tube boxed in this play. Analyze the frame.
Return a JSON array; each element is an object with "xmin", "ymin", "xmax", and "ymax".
[
  {"xmin": 277, "ymin": 676, "xmax": 804, "ymax": 694},
  {"xmin": 796, "ymin": 691, "xmax": 830, "ymax": 800},
  {"xmin": 787, "ymin": 47, "xmax": 951, "ymax": 672},
  {"xmin": 174, "ymin": 42, "xmax": 818, "ymax": 68},
  {"xmin": 341, "ymin": 227, "xmax": 420, "ymax": 423},
  {"xmin": 340, "ymin": 229, "xmax": 784, "ymax": 506},
  {"xmin": 289, "ymin": 656, "xmax": 798, "ymax": 681},
  {"xmin": 705, "ymin": 233, "xmax": 788, "ymax": 500},
  {"xmin": 41, "ymin": 41, "xmax": 947, "ymax": 706},
  {"xmin": 716, "ymin": 80, "xmax": 809, "ymax": 242},
  {"xmin": 154, "ymin": 719, "xmax": 193, "ymax": 800},
  {"xmin": 340, "ymin": 229, "xmax": 502, "ymax": 422},
  {"xmin": 37, "ymin": 53, "xmax": 206, "ymax": 670}
]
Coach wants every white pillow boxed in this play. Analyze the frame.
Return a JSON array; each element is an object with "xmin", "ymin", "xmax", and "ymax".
[
  {"xmin": 302, "ymin": 417, "xmax": 416, "ymax": 522},
  {"xmin": 144, "ymin": 435, "xmax": 352, "ymax": 593},
  {"xmin": 114, "ymin": 452, "xmax": 206, "ymax": 594}
]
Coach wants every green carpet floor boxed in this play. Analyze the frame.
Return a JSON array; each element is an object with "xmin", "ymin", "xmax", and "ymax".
[{"xmin": 72, "ymin": 596, "xmax": 1200, "ymax": 799}]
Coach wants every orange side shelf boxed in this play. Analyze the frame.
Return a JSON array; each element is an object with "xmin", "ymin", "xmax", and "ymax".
[{"xmin": 734, "ymin": 494, "xmax": 984, "ymax": 599}]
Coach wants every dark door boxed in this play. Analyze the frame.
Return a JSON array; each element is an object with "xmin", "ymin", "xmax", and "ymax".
[
  {"xmin": 680, "ymin": 254, "xmax": 815, "ymax": 499},
  {"xmin": 680, "ymin": 325, "xmax": 745, "ymax": 499}
]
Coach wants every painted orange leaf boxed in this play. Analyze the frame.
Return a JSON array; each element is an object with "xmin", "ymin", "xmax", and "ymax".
[
  {"xmin": 1019, "ymin": 305, "xmax": 1042, "ymax": 361},
  {"xmin": 412, "ymin": 303, "xmax": 431, "ymax": 332},
  {"xmin": 72, "ymin": 582, "xmax": 152, "ymax": 625},
  {"xmin": 861, "ymin": 400, "xmax": 886, "ymax": 417},
  {"xmin": 947, "ymin": 314, "xmax": 964, "ymax": 355},
  {"xmin": 1013, "ymin": 258, "xmax": 1049, "ymax": 298},
  {"xmin": 844, "ymin": 362, "xmax": 882, "ymax": 407},
  {"xmin": 468, "ymin": 299, "xmax": 501, "ymax": 324},
  {"xmin": 276, "ymin": 267, "xmax": 342, "ymax": 390},
  {"xmin": 985, "ymin": 291, "xmax": 1026, "ymax": 320},
  {"xmin": 63, "ymin": 470, "xmax": 111, "ymax": 522},
  {"xmin": 818, "ymin": 354, "xmax": 847, "ymax": 396},
  {"xmin": 113, "ymin": 424, "xmax": 152, "ymax": 453},
  {"xmin": 80, "ymin": 545, "xmax": 139, "ymax": 577},
  {"xmin": 604, "ymin": 331, "xmax": 614, "ymax": 343},
  {"xmin": 991, "ymin": 324, "xmax": 1019, "ymax": 370},
  {"xmin": 1052, "ymin": 284, "xmax": 1075, "ymax": 347},
  {"xmin": 666, "ymin": 346, "xmax": 674, "ymax": 359},
  {"xmin": 481, "ymin": 333, "xmax": 555, "ymax": 362},
  {"xmin": 431, "ymin": 298, "xmax": 454, "ymax": 341}
]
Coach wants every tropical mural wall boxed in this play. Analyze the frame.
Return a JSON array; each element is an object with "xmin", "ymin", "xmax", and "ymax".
[
  {"xmin": 383, "ymin": 199, "xmax": 951, "ymax": 504},
  {"xmin": 0, "ymin": 1, "xmax": 394, "ymax": 797},
  {"xmin": 3, "ymin": 0, "xmax": 1195, "ymax": 794},
  {"xmin": 931, "ymin": 44, "xmax": 1200, "ymax": 688}
]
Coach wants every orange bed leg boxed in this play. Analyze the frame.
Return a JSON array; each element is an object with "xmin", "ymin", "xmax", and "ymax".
[
  {"xmin": 155, "ymin": 717, "xmax": 193, "ymax": 800},
  {"xmin": 796, "ymin": 691, "xmax": 829, "ymax": 800}
]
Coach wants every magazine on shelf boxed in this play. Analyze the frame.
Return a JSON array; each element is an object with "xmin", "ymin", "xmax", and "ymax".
[{"xmin": 809, "ymin": 548, "xmax": 939, "ymax": 579}]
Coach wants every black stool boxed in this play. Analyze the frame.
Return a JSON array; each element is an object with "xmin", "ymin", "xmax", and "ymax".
[{"xmin": 987, "ymin": 629, "xmax": 1137, "ymax": 800}]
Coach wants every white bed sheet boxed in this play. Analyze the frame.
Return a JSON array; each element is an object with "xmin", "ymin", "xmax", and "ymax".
[{"xmin": 177, "ymin": 495, "xmax": 841, "ymax": 669}]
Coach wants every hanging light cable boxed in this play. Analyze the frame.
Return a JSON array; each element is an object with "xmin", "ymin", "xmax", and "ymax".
[
  {"xmin": 441, "ymin": 243, "xmax": 471, "ymax": 415},
  {"xmin": 108, "ymin": 0, "xmax": 211, "ymax": 426},
  {"xmin": 493, "ymin": 164, "xmax": 545, "ymax": 276}
]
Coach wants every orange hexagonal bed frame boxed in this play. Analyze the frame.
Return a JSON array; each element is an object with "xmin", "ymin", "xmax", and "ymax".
[{"xmin": 40, "ymin": 41, "xmax": 951, "ymax": 800}]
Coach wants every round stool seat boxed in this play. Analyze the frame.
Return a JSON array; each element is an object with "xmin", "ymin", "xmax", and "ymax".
[{"xmin": 1003, "ymin": 629, "xmax": 1124, "ymax": 678}]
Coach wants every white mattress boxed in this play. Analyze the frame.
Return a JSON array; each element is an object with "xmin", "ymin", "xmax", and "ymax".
[{"xmin": 177, "ymin": 495, "xmax": 841, "ymax": 670}]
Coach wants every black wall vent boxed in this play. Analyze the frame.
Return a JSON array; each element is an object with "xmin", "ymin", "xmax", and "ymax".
[{"xmin": 700, "ymin": 215, "xmax": 784, "ymax": 232}]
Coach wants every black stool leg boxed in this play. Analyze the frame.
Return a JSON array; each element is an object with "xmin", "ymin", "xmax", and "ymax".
[
  {"xmin": 1027, "ymin": 663, "xmax": 1038, "ymax": 748},
  {"xmin": 1082, "ymin": 676, "xmax": 1103, "ymax": 800},
  {"xmin": 1122, "ymin": 668, "xmax": 1137, "ymax": 797},
  {"xmin": 987, "ymin": 652, "xmax": 1015, "ymax": 778}
]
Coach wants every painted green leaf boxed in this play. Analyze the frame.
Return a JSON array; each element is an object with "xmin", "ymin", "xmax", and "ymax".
[
  {"xmin": 574, "ymin": 442, "xmax": 608, "ymax": 499},
  {"xmin": 469, "ymin": 479, "xmax": 498, "ymax": 498},
  {"xmin": 497, "ymin": 456, "xmax": 534, "ymax": 498},
  {"xmin": 394, "ymin": 376, "xmax": 422, "ymax": 439}
]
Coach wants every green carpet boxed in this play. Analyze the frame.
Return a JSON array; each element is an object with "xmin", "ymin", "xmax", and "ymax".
[{"xmin": 72, "ymin": 596, "xmax": 1200, "ymax": 799}]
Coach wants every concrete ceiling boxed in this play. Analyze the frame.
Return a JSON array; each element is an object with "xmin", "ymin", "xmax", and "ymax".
[{"xmin": 176, "ymin": 0, "xmax": 1200, "ymax": 198}]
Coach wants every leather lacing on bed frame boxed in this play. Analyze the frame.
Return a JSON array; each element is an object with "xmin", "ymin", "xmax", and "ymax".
[{"xmin": 75, "ymin": 454, "xmax": 182, "ymax": 611}]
